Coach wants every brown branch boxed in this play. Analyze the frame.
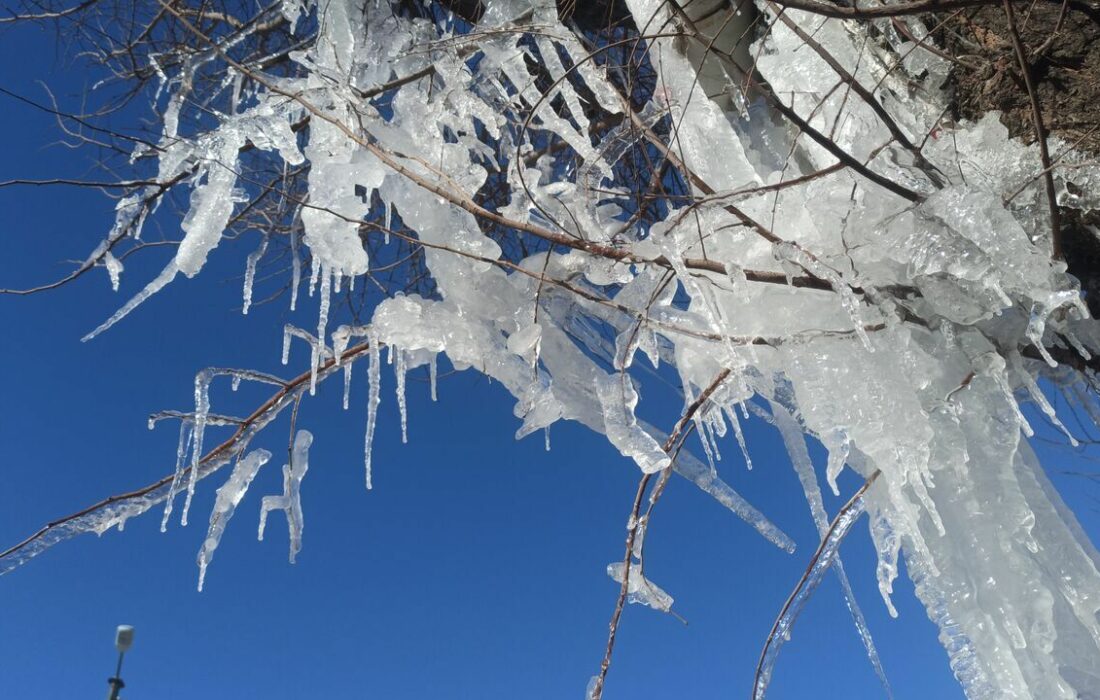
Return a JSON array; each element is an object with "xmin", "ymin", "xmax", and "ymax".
[
  {"xmin": 769, "ymin": 7, "xmax": 945, "ymax": 187},
  {"xmin": 766, "ymin": 0, "xmax": 1092, "ymax": 19},
  {"xmin": 1001, "ymin": 0, "xmax": 1063, "ymax": 260},
  {"xmin": 751, "ymin": 469, "xmax": 881, "ymax": 700},
  {"xmin": 664, "ymin": 0, "xmax": 923, "ymax": 203},
  {"xmin": 156, "ymin": 5, "xmax": 852, "ymax": 298},
  {"xmin": 0, "ymin": 340, "xmax": 376, "ymax": 567},
  {"xmin": 590, "ymin": 367, "xmax": 732, "ymax": 700}
]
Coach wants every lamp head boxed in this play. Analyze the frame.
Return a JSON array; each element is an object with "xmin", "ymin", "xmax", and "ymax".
[{"xmin": 115, "ymin": 625, "xmax": 134, "ymax": 653}]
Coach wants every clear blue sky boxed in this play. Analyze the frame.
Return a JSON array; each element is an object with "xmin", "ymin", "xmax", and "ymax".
[{"xmin": 2, "ymin": 18, "xmax": 1098, "ymax": 700}]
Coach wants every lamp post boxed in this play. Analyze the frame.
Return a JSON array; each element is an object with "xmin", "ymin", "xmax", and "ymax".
[{"xmin": 106, "ymin": 625, "xmax": 134, "ymax": 700}]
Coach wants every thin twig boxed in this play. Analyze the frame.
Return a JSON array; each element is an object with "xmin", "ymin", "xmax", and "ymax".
[
  {"xmin": 591, "ymin": 367, "xmax": 732, "ymax": 700},
  {"xmin": 1002, "ymin": 0, "xmax": 1063, "ymax": 259}
]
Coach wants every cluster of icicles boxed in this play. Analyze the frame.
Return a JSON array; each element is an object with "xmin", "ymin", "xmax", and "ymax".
[{"xmin": 8, "ymin": 0, "xmax": 1100, "ymax": 698}]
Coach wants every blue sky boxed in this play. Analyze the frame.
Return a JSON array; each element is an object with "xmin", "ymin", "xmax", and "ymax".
[{"xmin": 2, "ymin": 18, "xmax": 1099, "ymax": 700}]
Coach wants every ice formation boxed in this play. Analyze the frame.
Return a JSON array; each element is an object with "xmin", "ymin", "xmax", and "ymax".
[
  {"xmin": 258, "ymin": 430, "xmax": 313, "ymax": 564},
  {"xmin": 607, "ymin": 561, "xmax": 674, "ymax": 614},
  {"xmin": 5, "ymin": 1, "xmax": 1100, "ymax": 697},
  {"xmin": 197, "ymin": 448, "xmax": 271, "ymax": 591},
  {"xmin": 754, "ymin": 485, "xmax": 875, "ymax": 700}
]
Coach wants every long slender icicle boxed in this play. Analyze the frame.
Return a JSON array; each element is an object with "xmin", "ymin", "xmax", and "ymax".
[
  {"xmin": 242, "ymin": 235, "xmax": 269, "ymax": 315},
  {"xmin": 308, "ymin": 255, "xmax": 319, "ymax": 298},
  {"xmin": 343, "ymin": 362, "xmax": 353, "ymax": 410},
  {"xmin": 395, "ymin": 348, "xmax": 407, "ymax": 443},
  {"xmin": 724, "ymin": 404, "xmax": 754, "ymax": 470},
  {"xmin": 364, "ymin": 335, "xmax": 381, "ymax": 490},
  {"xmin": 312, "ymin": 267, "xmax": 331, "ymax": 396},
  {"xmin": 82, "ymin": 261, "xmax": 179, "ymax": 342},
  {"xmin": 1011, "ymin": 353, "xmax": 1078, "ymax": 446},
  {"xmin": 182, "ymin": 369, "xmax": 215, "ymax": 527},
  {"xmin": 771, "ymin": 406, "xmax": 891, "ymax": 697},
  {"xmin": 161, "ymin": 421, "xmax": 194, "ymax": 532},
  {"xmin": 289, "ymin": 228, "xmax": 301, "ymax": 312}
]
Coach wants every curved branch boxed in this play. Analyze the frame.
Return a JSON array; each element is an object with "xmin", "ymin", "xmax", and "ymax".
[
  {"xmin": 751, "ymin": 469, "xmax": 881, "ymax": 700},
  {"xmin": 0, "ymin": 340, "xmax": 375, "ymax": 574}
]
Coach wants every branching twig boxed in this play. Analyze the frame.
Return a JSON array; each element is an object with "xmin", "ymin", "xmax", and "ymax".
[{"xmin": 1002, "ymin": 0, "xmax": 1063, "ymax": 259}]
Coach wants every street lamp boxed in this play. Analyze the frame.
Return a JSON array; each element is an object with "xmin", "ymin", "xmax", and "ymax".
[{"xmin": 106, "ymin": 625, "xmax": 134, "ymax": 700}]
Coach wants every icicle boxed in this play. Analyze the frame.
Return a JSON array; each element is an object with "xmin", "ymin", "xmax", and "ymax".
[
  {"xmin": 429, "ymin": 354, "xmax": 438, "ymax": 402},
  {"xmin": 182, "ymin": 368, "xmax": 215, "ymax": 527},
  {"xmin": 258, "ymin": 430, "xmax": 312, "ymax": 564},
  {"xmin": 824, "ymin": 429, "xmax": 851, "ymax": 497},
  {"xmin": 1062, "ymin": 328, "xmax": 1093, "ymax": 362},
  {"xmin": 364, "ymin": 336, "xmax": 381, "ymax": 490},
  {"xmin": 1011, "ymin": 353, "xmax": 1078, "ymax": 446},
  {"xmin": 82, "ymin": 260, "xmax": 179, "ymax": 342},
  {"xmin": 282, "ymin": 325, "xmax": 331, "ymax": 370},
  {"xmin": 231, "ymin": 374, "xmax": 242, "ymax": 392},
  {"xmin": 655, "ymin": 424, "xmax": 794, "ymax": 552},
  {"xmin": 289, "ymin": 228, "xmax": 301, "ymax": 312},
  {"xmin": 308, "ymin": 255, "xmax": 319, "ymax": 298},
  {"xmin": 704, "ymin": 412, "xmax": 723, "ymax": 463},
  {"xmin": 868, "ymin": 507, "xmax": 901, "ymax": 618},
  {"xmin": 597, "ymin": 377, "xmax": 671, "ymax": 474},
  {"xmin": 161, "ymin": 421, "xmax": 193, "ymax": 532},
  {"xmin": 693, "ymin": 414, "xmax": 716, "ymax": 471},
  {"xmin": 342, "ymin": 362, "xmax": 352, "ymax": 410},
  {"xmin": 771, "ymin": 405, "xmax": 891, "ymax": 697},
  {"xmin": 197, "ymin": 449, "xmax": 271, "ymax": 591},
  {"xmin": 332, "ymin": 324, "xmax": 370, "ymax": 366},
  {"xmin": 1023, "ymin": 293, "xmax": 1080, "ymax": 368},
  {"xmin": 992, "ymin": 364, "xmax": 1034, "ymax": 437},
  {"xmin": 312, "ymin": 268, "xmax": 332, "ymax": 396},
  {"xmin": 614, "ymin": 324, "xmax": 643, "ymax": 372},
  {"xmin": 724, "ymin": 404, "xmax": 753, "ymax": 470},
  {"xmin": 241, "ymin": 235, "xmax": 268, "ymax": 315},
  {"xmin": 395, "ymin": 347, "xmax": 408, "ymax": 443},
  {"xmin": 544, "ymin": 426, "xmax": 551, "ymax": 451},
  {"xmin": 103, "ymin": 251, "xmax": 123, "ymax": 292},
  {"xmin": 631, "ymin": 515, "xmax": 648, "ymax": 561},
  {"xmin": 282, "ymin": 325, "xmax": 292, "ymax": 365}
]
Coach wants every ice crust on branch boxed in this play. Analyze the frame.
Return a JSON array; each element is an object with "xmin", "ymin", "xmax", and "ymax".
[
  {"xmin": 18, "ymin": 0, "xmax": 1100, "ymax": 697},
  {"xmin": 607, "ymin": 562, "xmax": 674, "ymax": 613}
]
